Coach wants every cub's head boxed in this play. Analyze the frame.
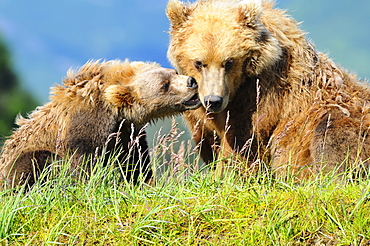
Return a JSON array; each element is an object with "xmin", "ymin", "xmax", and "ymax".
[
  {"xmin": 167, "ymin": 0, "xmax": 282, "ymax": 113},
  {"xmin": 103, "ymin": 60, "xmax": 201, "ymax": 125}
]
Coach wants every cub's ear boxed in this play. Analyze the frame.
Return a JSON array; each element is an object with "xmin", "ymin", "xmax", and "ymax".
[
  {"xmin": 166, "ymin": 0, "xmax": 193, "ymax": 28},
  {"xmin": 104, "ymin": 85, "xmax": 137, "ymax": 107},
  {"xmin": 237, "ymin": 0, "xmax": 263, "ymax": 28}
]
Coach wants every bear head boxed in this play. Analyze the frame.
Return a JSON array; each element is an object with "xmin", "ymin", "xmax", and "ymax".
[
  {"xmin": 166, "ymin": 0, "xmax": 282, "ymax": 113},
  {"xmin": 102, "ymin": 61, "xmax": 201, "ymax": 125}
]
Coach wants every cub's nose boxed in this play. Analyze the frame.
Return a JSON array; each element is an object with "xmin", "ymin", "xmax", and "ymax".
[
  {"xmin": 204, "ymin": 95, "xmax": 223, "ymax": 112},
  {"xmin": 187, "ymin": 76, "xmax": 198, "ymax": 88}
]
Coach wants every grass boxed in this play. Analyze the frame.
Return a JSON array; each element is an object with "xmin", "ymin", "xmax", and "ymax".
[{"xmin": 1, "ymin": 120, "xmax": 370, "ymax": 245}]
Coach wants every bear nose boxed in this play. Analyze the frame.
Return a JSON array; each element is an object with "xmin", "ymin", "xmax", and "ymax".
[
  {"xmin": 187, "ymin": 76, "xmax": 198, "ymax": 88},
  {"xmin": 204, "ymin": 95, "xmax": 223, "ymax": 112}
]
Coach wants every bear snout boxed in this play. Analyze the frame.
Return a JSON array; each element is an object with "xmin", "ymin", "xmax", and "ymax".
[
  {"xmin": 187, "ymin": 76, "xmax": 198, "ymax": 88},
  {"xmin": 204, "ymin": 95, "xmax": 223, "ymax": 113}
]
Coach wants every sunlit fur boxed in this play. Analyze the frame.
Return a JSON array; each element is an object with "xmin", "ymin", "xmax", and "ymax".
[
  {"xmin": 167, "ymin": 0, "xmax": 370, "ymax": 179},
  {"xmin": 0, "ymin": 60, "xmax": 200, "ymax": 188}
]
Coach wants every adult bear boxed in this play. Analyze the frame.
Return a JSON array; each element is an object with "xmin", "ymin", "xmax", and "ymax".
[{"xmin": 166, "ymin": 0, "xmax": 370, "ymax": 179}]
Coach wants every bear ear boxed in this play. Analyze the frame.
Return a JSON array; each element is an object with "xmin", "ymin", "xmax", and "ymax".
[
  {"xmin": 237, "ymin": 0, "xmax": 263, "ymax": 28},
  {"xmin": 166, "ymin": 0, "xmax": 193, "ymax": 29},
  {"xmin": 104, "ymin": 85, "xmax": 138, "ymax": 108}
]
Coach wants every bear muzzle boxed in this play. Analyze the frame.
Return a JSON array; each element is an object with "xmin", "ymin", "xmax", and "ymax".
[
  {"xmin": 187, "ymin": 76, "xmax": 198, "ymax": 88},
  {"xmin": 204, "ymin": 95, "xmax": 223, "ymax": 113},
  {"xmin": 181, "ymin": 76, "xmax": 201, "ymax": 109},
  {"xmin": 182, "ymin": 93, "xmax": 201, "ymax": 109}
]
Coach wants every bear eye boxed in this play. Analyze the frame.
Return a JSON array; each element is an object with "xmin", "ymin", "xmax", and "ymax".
[
  {"xmin": 223, "ymin": 58, "xmax": 235, "ymax": 71},
  {"xmin": 194, "ymin": 61, "xmax": 204, "ymax": 70},
  {"xmin": 161, "ymin": 82, "xmax": 170, "ymax": 92}
]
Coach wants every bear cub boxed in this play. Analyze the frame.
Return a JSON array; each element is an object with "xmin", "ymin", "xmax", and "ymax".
[{"xmin": 0, "ymin": 59, "xmax": 201, "ymax": 189}]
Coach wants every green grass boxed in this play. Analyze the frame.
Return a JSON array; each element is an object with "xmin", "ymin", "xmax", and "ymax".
[
  {"xmin": 1, "ymin": 164, "xmax": 370, "ymax": 245},
  {"xmin": 1, "ymin": 122, "xmax": 370, "ymax": 245}
]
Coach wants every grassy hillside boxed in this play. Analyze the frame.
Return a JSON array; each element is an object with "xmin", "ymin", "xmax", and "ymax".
[
  {"xmin": 1, "ymin": 123, "xmax": 370, "ymax": 245},
  {"xmin": 1, "ymin": 161, "xmax": 370, "ymax": 245}
]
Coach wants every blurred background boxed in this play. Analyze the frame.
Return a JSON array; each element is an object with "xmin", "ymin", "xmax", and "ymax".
[{"xmin": 0, "ymin": 0, "xmax": 369, "ymax": 147}]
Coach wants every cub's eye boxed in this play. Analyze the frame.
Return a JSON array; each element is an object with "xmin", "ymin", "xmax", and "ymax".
[
  {"xmin": 194, "ymin": 61, "xmax": 203, "ymax": 70},
  {"xmin": 223, "ymin": 58, "xmax": 235, "ymax": 71},
  {"xmin": 161, "ymin": 82, "xmax": 170, "ymax": 92}
]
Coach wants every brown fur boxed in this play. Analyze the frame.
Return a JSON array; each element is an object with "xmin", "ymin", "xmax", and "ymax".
[
  {"xmin": 0, "ymin": 60, "xmax": 201, "ymax": 189},
  {"xmin": 167, "ymin": 0, "xmax": 370, "ymax": 179}
]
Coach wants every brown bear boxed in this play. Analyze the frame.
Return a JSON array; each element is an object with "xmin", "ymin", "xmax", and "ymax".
[
  {"xmin": 0, "ymin": 59, "xmax": 201, "ymax": 189},
  {"xmin": 166, "ymin": 0, "xmax": 370, "ymax": 179}
]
